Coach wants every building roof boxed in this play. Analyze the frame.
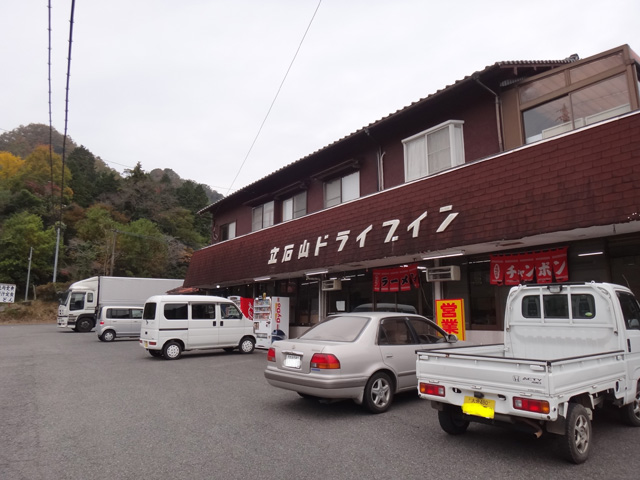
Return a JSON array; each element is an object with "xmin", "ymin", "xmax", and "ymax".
[{"xmin": 200, "ymin": 56, "xmax": 577, "ymax": 215}]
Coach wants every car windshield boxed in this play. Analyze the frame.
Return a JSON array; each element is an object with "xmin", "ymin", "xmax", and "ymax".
[{"xmin": 299, "ymin": 315, "xmax": 370, "ymax": 342}]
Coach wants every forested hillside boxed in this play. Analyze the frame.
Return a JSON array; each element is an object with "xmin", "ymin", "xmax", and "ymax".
[{"xmin": 0, "ymin": 123, "xmax": 223, "ymax": 292}]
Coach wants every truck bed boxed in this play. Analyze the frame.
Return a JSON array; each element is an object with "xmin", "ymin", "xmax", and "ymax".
[{"xmin": 416, "ymin": 344, "xmax": 627, "ymax": 412}]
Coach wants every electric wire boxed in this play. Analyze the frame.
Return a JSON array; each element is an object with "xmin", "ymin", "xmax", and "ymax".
[
  {"xmin": 59, "ymin": 0, "xmax": 76, "ymax": 224},
  {"xmin": 224, "ymin": 0, "xmax": 322, "ymax": 195}
]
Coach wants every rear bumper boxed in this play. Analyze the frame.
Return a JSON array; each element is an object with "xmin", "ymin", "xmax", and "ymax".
[{"xmin": 264, "ymin": 367, "xmax": 367, "ymax": 400}]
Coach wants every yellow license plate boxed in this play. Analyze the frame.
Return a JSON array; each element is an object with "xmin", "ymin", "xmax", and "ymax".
[
  {"xmin": 144, "ymin": 341, "xmax": 148, "ymax": 348},
  {"xmin": 462, "ymin": 396, "xmax": 496, "ymax": 419}
]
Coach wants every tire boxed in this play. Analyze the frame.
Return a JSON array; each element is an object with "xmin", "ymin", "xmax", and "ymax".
[
  {"xmin": 438, "ymin": 405, "xmax": 470, "ymax": 435},
  {"xmin": 148, "ymin": 350, "xmax": 163, "ymax": 358},
  {"xmin": 76, "ymin": 317, "xmax": 93, "ymax": 333},
  {"xmin": 238, "ymin": 337, "xmax": 255, "ymax": 354},
  {"xmin": 363, "ymin": 372, "xmax": 393, "ymax": 414},
  {"xmin": 562, "ymin": 403, "xmax": 591, "ymax": 464},
  {"xmin": 162, "ymin": 341, "xmax": 182, "ymax": 360},
  {"xmin": 621, "ymin": 384, "xmax": 640, "ymax": 427},
  {"xmin": 99, "ymin": 330, "xmax": 116, "ymax": 342}
]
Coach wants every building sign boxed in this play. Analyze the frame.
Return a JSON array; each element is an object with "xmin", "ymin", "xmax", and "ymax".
[
  {"xmin": 0, "ymin": 283, "xmax": 17, "ymax": 303},
  {"xmin": 267, "ymin": 206, "xmax": 459, "ymax": 266},
  {"xmin": 373, "ymin": 264, "xmax": 420, "ymax": 292},
  {"xmin": 490, "ymin": 247, "xmax": 568, "ymax": 285},
  {"xmin": 436, "ymin": 299, "xmax": 465, "ymax": 341}
]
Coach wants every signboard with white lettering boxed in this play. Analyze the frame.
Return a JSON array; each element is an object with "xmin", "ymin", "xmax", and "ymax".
[{"xmin": 0, "ymin": 283, "xmax": 17, "ymax": 304}]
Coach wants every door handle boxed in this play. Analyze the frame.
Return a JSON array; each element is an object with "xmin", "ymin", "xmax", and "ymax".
[{"xmin": 212, "ymin": 321, "xmax": 217, "ymax": 326}]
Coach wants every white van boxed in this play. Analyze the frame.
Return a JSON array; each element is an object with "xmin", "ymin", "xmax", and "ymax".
[
  {"xmin": 97, "ymin": 306, "xmax": 144, "ymax": 342},
  {"xmin": 139, "ymin": 295, "xmax": 256, "ymax": 360}
]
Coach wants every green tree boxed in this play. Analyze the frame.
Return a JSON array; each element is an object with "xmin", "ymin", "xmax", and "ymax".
[
  {"xmin": 67, "ymin": 146, "xmax": 97, "ymax": 207},
  {"xmin": 176, "ymin": 180, "xmax": 211, "ymax": 237},
  {"xmin": 116, "ymin": 219, "xmax": 168, "ymax": 277},
  {"xmin": 0, "ymin": 212, "xmax": 57, "ymax": 288},
  {"xmin": 155, "ymin": 207, "xmax": 206, "ymax": 248}
]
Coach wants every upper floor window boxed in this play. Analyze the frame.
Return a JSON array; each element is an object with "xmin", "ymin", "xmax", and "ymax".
[
  {"xmin": 523, "ymin": 74, "xmax": 631, "ymax": 143},
  {"xmin": 324, "ymin": 171, "xmax": 359, "ymax": 208},
  {"xmin": 220, "ymin": 221, "xmax": 236, "ymax": 241},
  {"xmin": 402, "ymin": 120, "xmax": 465, "ymax": 182},
  {"xmin": 283, "ymin": 191, "xmax": 307, "ymax": 221},
  {"xmin": 252, "ymin": 201, "xmax": 274, "ymax": 231}
]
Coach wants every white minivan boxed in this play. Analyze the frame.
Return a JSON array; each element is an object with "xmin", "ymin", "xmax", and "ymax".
[
  {"xmin": 139, "ymin": 295, "xmax": 256, "ymax": 360},
  {"xmin": 97, "ymin": 306, "xmax": 144, "ymax": 342}
]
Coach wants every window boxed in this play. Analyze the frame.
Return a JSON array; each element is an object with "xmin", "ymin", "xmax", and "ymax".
[
  {"xmin": 324, "ymin": 171, "xmax": 359, "ymax": 208},
  {"xmin": 221, "ymin": 304, "xmax": 242, "ymax": 319},
  {"xmin": 192, "ymin": 303, "xmax": 216, "ymax": 319},
  {"xmin": 618, "ymin": 292, "xmax": 640, "ymax": 330},
  {"xmin": 282, "ymin": 191, "xmax": 307, "ymax": 221},
  {"xmin": 523, "ymin": 74, "xmax": 631, "ymax": 143},
  {"xmin": 70, "ymin": 292, "xmax": 85, "ymax": 311},
  {"xmin": 143, "ymin": 303, "xmax": 157, "ymax": 320},
  {"xmin": 164, "ymin": 303, "xmax": 188, "ymax": 320},
  {"xmin": 379, "ymin": 318, "xmax": 413, "ymax": 345},
  {"xmin": 220, "ymin": 221, "xmax": 236, "ymax": 241},
  {"xmin": 403, "ymin": 120, "xmax": 465, "ymax": 182},
  {"xmin": 252, "ymin": 201, "xmax": 274, "ymax": 231}
]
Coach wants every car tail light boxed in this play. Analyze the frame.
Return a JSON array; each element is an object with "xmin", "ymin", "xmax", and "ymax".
[
  {"xmin": 100, "ymin": 320, "xmax": 104, "ymax": 325},
  {"xmin": 267, "ymin": 347, "xmax": 276, "ymax": 362},
  {"xmin": 513, "ymin": 397, "xmax": 550, "ymax": 414},
  {"xmin": 310, "ymin": 353, "xmax": 340, "ymax": 369},
  {"xmin": 419, "ymin": 382, "xmax": 445, "ymax": 397}
]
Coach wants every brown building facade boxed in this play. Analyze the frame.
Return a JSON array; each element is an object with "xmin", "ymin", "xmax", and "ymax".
[{"xmin": 185, "ymin": 45, "xmax": 640, "ymax": 343}]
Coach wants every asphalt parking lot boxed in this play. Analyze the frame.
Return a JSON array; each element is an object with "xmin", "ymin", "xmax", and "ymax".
[{"xmin": 1, "ymin": 324, "xmax": 639, "ymax": 480}]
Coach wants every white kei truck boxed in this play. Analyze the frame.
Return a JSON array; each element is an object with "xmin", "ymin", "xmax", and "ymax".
[
  {"xmin": 57, "ymin": 276, "xmax": 184, "ymax": 332},
  {"xmin": 416, "ymin": 282, "xmax": 640, "ymax": 464}
]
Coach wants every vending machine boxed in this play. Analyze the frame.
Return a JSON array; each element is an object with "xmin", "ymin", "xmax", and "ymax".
[{"xmin": 253, "ymin": 296, "xmax": 290, "ymax": 349}]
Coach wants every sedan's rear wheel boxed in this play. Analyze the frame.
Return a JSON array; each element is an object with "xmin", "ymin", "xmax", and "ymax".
[{"xmin": 363, "ymin": 372, "xmax": 393, "ymax": 414}]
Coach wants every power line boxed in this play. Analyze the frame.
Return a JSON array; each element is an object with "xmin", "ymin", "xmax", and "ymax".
[{"xmin": 225, "ymin": 0, "xmax": 322, "ymax": 195}]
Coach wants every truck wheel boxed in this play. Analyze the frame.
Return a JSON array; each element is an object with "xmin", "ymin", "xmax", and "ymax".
[
  {"xmin": 562, "ymin": 403, "xmax": 591, "ymax": 464},
  {"xmin": 76, "ymin": 317, "xmax": 93, "ymax": 333},
  {"xmin": 620, "ymin": 384, "xmax": 640, "ymax": 427},
  {"xmin": 238, "ymin": 337, "xmax": 255, "ymax": 354},
  {"xmin": 162, "ymin": 341, "xmax": 182, "ymax": 360},
  {"xmin": 99, "ymin": 330, "xmax": 116, "ymax": 342},
  {"xmin": 438, "ymin": 405, "xmax": 469, "ymax": 434},
  {"xmin": 363, "ymin": 372, "xmax": 393, "ymax": 414}
]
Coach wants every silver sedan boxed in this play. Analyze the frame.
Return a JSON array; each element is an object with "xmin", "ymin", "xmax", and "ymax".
[{"xmin": 264, "ymin": 312, "xmax": 459, "ymax": 413}]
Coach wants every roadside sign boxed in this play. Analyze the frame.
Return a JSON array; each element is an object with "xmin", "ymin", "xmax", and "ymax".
[
  {"xmin": 435, "ymin": 298, "xmax": 466, "ymax": 341},
  {"xmin": 0, "ymin": 283, "xmax": 17, "ymax": 303}
]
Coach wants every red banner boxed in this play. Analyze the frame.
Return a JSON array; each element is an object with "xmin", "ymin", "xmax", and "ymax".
[
  {"xmin": 490, "ymin": 248, "xmax": 568, "ymax": 285},
  {"xmin": 373, "ymin": 264, "xmax": 420, "ymax": 292}
]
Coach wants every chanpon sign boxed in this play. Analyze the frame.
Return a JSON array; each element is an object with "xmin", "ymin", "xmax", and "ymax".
[{"xmin": 0, "ymin": 283, "xmax": 17, "ymax": 304}]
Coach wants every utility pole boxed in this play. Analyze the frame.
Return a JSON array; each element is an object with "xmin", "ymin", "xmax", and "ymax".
[{"xmin": 25, "ymin": 247, "xmax": 33, "ymax": 302}]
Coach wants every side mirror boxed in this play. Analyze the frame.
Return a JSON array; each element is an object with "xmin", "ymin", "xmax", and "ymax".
[{"xmin": 447, "ymin": 334, "xmax": 458, "ymax": 343}]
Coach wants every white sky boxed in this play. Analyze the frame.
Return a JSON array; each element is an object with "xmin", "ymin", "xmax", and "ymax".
[{"xmin": 2, "ymin": 0, "xmax": 639, "ymax": 195}]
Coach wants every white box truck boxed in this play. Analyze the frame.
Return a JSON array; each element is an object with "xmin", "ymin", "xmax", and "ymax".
[{"xmin": 57, "ymin": 276, "xmax": 184, "ymax": 332}]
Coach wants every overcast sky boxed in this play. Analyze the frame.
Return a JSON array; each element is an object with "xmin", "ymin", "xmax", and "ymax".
[{"xmin": 2, "ymin": 0, "xmax": 639, "ymax": 195}]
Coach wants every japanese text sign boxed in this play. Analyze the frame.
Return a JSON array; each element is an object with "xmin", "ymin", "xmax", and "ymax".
[
  {"xmin": 0, "ymin": 283, "xmax": 17, "ymax": 304},
  {"xmin": 436, "ymin": 298, "xmax": 465, "ymax": 341}
]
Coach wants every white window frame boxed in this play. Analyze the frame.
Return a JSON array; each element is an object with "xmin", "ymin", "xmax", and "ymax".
[
  {"xmin": 282, "ymin": 191, "xmax": 307, "ymax": 221},
  {"xmin": 251, "ymin": 201, "xmax": 274, "ymax": 232},
  {"xmin": 402, "ymin": 120, "xmax": 465, "ymax": 182},
  {"xmin": 220, "ymin": 221, "xmax": 236, "ymax": 241},
  {"xmin": 324, "ymin": 171, "xmax": 360, "ymax": 208}
]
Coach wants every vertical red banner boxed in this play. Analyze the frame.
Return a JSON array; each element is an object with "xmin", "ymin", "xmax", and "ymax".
[
  {"xmin": 551, "ymin": 247, "xmax": 569, "ymax": 281},
  {"xmin": 519, "ymin": 254, "xmax": 535, "ymax": 283},
  {"xmin": 535, "ymin": 251, "xmax": 553, "ymax": 283},
  {"xmin": 503, "ymin": 254, "xmax": 520, "ymax": 285},
  {"xmin": 490, "ymin": 255, "xmax": 504, "ymax": 285}
]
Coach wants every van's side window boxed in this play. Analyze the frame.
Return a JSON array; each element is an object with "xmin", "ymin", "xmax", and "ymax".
[
  {"xmin": 221, "ymin": 304, "xmax": 242, "ymax": 319},
  {"xmin": 143, "ymin": 303, "xmax": 157, "ymax": 320},
  {"xmin": 131, "ymin": 309, "xmax": 143, "ymax": 319},
  {"xmin": 192, "ymin": 304, "xmax": 216, "ymax": 320},
  {"xmin": 164, "ymin": 303, "xmax": 188, "ymax": 320}
]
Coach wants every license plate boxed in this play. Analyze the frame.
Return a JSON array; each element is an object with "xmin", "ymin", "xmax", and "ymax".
[
  {"xmin": 283, "ymin": 354, "xmax": 301, "ymax": 369},
  {"xmin": 462, "ymin": 396, "xmax": 496, "ymax": 419},
  {"xmin": 144, "ymin": 341, "xmax": 148, "ymax": 348}
]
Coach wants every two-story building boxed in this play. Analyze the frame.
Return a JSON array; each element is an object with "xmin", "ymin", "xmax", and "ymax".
[{"xmin": 184, "ymin": 44, "xmax": 640, "ymax": 343}]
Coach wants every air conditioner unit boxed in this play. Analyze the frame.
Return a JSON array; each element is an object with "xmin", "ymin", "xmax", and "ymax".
[
  {"xmin": 426, "ymin": 265, "xmax": 461, "ymax": 282},
  {"xmin": 321, "ymin": 279, "xmax": 342, "ymax": 291}
]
